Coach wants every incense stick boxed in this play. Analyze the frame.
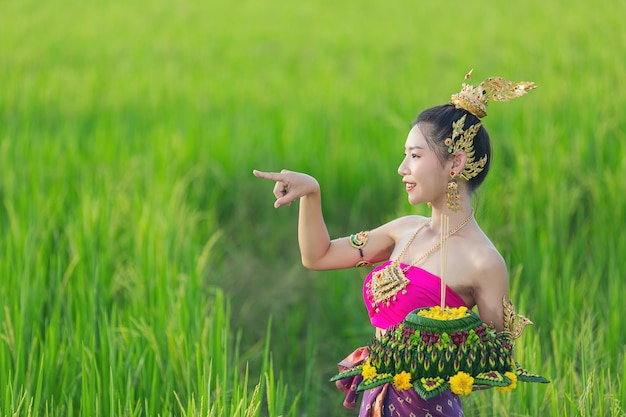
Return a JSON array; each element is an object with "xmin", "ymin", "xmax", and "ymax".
[{"xmin": 440, "ymin": 214, "xmax": 449, "ymax": 310}]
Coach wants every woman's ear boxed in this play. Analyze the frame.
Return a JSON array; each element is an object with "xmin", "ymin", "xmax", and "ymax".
[{"xmin": 450, "ymin": 152, "xmax": 468, "ymax": 176}]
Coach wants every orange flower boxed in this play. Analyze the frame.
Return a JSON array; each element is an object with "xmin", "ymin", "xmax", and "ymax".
[
  {"xmin": 393, "ymin": 371, "xmax": 412, "ymax": 391},
  {"xmin": 361, "ymin": 360, "xmax": 377, "ymax": 379},
  {"xmin": 449, "ymin": 371, "xmax": 474, "ymax": 396}
]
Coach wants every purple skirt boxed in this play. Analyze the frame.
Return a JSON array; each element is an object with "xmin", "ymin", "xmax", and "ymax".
[
  {"xmin": 335, "ymin": 347, "xmax": 465, "ymax": 417},
  {"xmin": 359, "ymin": 383, "xmax": 464, "ymax": 417}
]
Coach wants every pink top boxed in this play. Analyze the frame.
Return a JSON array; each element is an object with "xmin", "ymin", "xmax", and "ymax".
[{"xmin": 363, "ymin": 261, "xmax": 468, "ymax": 329}]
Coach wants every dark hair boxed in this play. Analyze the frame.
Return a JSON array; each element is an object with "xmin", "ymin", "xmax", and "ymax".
[{"xmin": 412, "ymin": 104, "xmax": 491, "ymax": 191}]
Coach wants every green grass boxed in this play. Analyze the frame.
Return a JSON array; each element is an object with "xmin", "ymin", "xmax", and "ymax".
[{"xmin": 1, "ymin": 0, "xmax": 625, "ymax": 415}]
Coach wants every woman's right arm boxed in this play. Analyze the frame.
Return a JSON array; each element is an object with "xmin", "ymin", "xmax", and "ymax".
[{"xmin": 253, "ymin": 169, "xmax": 397, "ymax": 270}]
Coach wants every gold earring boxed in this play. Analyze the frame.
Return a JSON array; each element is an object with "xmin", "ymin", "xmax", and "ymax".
[{"xmin": 447, "ymin": 171, "xmax": 460, "ymax": 212}]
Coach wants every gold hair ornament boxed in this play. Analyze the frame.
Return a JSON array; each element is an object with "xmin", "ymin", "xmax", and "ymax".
[
  {"xmin": 450, "ymin": 69, "xmax": 537, "ymax": 119},
  {"xmin": 444, "ymin": 114, "xmax": 487, "ymax": 182},
  {"xmin": 445, "ymin": 70, "xmax": 536, "ymax": 182}
]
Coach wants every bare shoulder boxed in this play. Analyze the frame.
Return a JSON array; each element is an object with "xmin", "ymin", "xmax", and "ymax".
[
  {"xmin": 378, "ymin": 214, "xmax": 429, "ymax": 239},
  {"xmin": 464, "ymin": 236, "xmax": 508, "ymax": 285},
  {"xmin": 353, "ymin": 215, "xmax": 429, "ymax": 265}
]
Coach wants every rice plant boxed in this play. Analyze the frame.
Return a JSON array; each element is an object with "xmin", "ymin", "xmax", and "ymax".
[{"xmin": 0, "ymin": 0, "xmax": 624, "ymax": 415}]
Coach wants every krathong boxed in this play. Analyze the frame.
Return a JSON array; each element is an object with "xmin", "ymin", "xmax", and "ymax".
[{"xmin": 331, "ymin": 299, "xmax": 549, "ymax": 399}]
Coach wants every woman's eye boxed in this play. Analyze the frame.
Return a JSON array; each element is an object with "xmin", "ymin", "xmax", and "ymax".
[{"xmin": 411, "ymin": 153, "xmax": 419, "ymax": 159}]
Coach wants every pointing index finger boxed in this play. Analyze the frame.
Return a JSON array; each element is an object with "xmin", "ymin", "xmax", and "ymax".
[{"xmin": 253, "ymin": 169, "xmax": 284, "ymax": 181}]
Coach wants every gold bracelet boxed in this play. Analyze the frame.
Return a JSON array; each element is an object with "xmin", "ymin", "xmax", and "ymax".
[
  {"xmin": 349, "ymin": 231, "xmax": 372, "ymax": 267},
  {"xmin": 355, "ymin": 259, "xmax": 374, "ymax": 268},
  {"xmin": 349, "ymin": 231, "xmax": 369, "ymax": 248}
]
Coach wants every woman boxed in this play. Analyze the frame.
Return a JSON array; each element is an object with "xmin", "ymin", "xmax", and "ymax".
[{"xmin": 253, "ymin": 73, "xmax": 536, "ymax": 416}]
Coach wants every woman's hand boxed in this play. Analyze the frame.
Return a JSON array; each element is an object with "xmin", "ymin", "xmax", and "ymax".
[{"xmin": 253, "ymin": 169, "xmax": 320, "ymax": 208}]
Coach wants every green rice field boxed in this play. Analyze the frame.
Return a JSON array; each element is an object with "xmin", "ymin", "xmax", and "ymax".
[{"xmin": 1, "ymin": 0, "xmax": 625, "ymax": 415}]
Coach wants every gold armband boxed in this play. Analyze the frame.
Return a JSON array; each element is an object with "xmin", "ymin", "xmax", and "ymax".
[{"xmin": 349, "ymin": 231, "xmax": 373, "ymax": 267}]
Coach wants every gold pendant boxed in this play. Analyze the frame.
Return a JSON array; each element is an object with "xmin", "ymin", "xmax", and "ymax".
[{"xmin": 367, "ymin": 261, "xmax": 409, "ymax": 312}]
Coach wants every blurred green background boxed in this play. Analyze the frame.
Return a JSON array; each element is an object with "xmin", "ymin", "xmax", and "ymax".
[{"xmin": 1, "ymin": 0, "xmax": 624, "ymax": 415}]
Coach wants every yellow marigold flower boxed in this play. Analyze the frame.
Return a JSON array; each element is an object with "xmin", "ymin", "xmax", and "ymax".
[
  {"xmin": 361, "ymin": 360, "xmax": 377, "ymax": 379},
  {"xmin": 496, "ymin": 372, "xmax": 518, "ymax": 393},
  {"xmin": 417, "ymin": 306, "xmax": 469, "ymax": 320},
  {"xmin": 393, "ymin": 371, "xmax": 412, "ymax": 391},
  {"xmin": 449, "ymin": 371, "xmax": 474, "ymax": 396}
]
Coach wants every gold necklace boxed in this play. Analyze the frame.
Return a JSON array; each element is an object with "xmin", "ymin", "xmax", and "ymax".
[
  {"xmin": 400, "ymin": 210, "xmax": 474, "ymax": 271},
  {"xmin": 366, "ymin": 211, "xmax": 474, "ymax": 312}
]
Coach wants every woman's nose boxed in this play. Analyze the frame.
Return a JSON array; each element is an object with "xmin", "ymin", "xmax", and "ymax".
[{"xmin": 398, "ymin": 159, "xmax": 409, "ymax": 176}]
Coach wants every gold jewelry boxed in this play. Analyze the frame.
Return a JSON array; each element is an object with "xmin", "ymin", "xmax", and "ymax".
[
  {"xmin": 445, "ymin": 114, "xmax": 487, "ymax": 182},
  {"xmin": 445, "ymin": 71, "xmax": 535, "ymax": 181},
  {"xmin": 450, "ymin": 69, "xmax": 536, "ymax": 119},
  {"xmin": 366, "ymin": 211, "xmax": 474, "ymax": 312},
  {"xmin": 349, "ymin": 231, "xmax": 369, "ymax": 248},
  {"xmin": 349, "ymin": 231, "xmax": 373, "ymax": 267},
  {"xmin": 447, "ymin": 172, "xmax": 460, "ymax": 212},
  {"xmin": 367, "ymin": 222, "xmax": 428, "ymax": 311},
  {"xmin": 402, "ymin": 210, "xmax": 474, "ymax": 269},
  {"xmin": 502, "ymin": 297, "xmax": 534, "ymax": 341}
]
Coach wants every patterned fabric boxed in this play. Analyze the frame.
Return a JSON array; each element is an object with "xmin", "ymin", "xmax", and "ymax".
[
  {"xmin": 363, "ymin": 262, "xmax": 468, "ymax": 329},
  {"xmin": 335, "ymin": 348, "xmax": 465, "ymax": 417},
  {"xmin": 335, "ymin": 347, "xmax": 369, "ymax": 409},
  {"xmin": 359, "ymin": 383, "xmax": 464, "ymax": 417}
]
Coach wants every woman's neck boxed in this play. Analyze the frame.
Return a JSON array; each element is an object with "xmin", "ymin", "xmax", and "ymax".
[{"xmin": 428, "ymin": 207, "xmax": 474, "ymax": 234}]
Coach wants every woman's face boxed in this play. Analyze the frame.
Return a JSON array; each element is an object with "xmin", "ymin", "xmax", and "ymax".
[{"xmin": 397, "ymin": 124, "xmax": 450, "ymax": 206}]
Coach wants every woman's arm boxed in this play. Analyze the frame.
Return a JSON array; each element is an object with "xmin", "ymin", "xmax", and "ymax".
[
  {"xmin": 472, "ymin": 250, "xmax": 510, "ymax": 332},
  {"xmin": 253, "ymin": 169, "xmax": 396, "ymax": 270}
]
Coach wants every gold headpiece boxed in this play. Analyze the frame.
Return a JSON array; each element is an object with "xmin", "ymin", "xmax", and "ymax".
[
  {"xmin": 450, "ymin": 69, "xmax": 536, "ymax": 119},
  {"xmin": 444, "ymin": 114, "xmax": 487, "ymax": 181},
  {"xmin": 445, "ymin": 70, "xmax": 536, "ymax": 181}
]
